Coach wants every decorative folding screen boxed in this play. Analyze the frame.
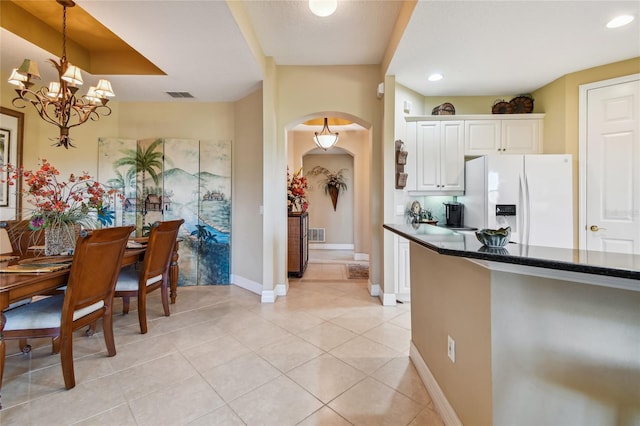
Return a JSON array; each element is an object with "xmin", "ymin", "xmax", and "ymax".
[{"xmin": 98, "ymin": 137, "xmax": 231, "ymax": 286}]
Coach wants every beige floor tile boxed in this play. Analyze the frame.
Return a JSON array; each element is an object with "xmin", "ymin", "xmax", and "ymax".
[
  {"xmin": 389, "ymin": 310, "xmax": 412, "ymax": 330},
  {"xmin": 330, "ymin": 336, "xmax": 401, "ymax": 375},
  {"xmin": 74, "ymin": 403, "xmax": 138, "ymax": 426},
  {"xmin": 287, "ymin": 353, "xmax": 366, "ymax": 403},
  {"xmin": 409, "ymin": 406, "xmax": 446, "ymax": 426},
  {"xmin": 129, "ymin": 375, "xmax": 224, "ymax": 426},
  {"xmin": 371, "ymin": 357, "xmax": 432, "ymax": 406},
  {"xmin": 7, "ymin": 374, "xmax": 126, "ymax": 426},
  {"xmin": 329, "ymin": 377, "xmax": 424, "ymax": 426},
  {"xmin": 114, "ymin": 352, "xmax": 198, "ymax": 402},
  {"xmin": 1, "ymin": 267, "xmax": 444, "ymax": 426},
  {"xmin": 297, "ymin": 322, "xmax": 358, "ymax": 352},
  {"xmin": 257, "ymin": 334, "xmax": 325, "ymax": 372},
  {"xmin": 200, "ymin": 352, "xmax": 282, "ymax": 402},
  {"xmin": 229, "ymin": 375, "xmax": 323, "ymax": 425},
  {"xmin": 363, "ymin": 322, "xmax": 412, "ymax": 352},
  {"xmin": 297, "ymin": 405, "xmax": 353, "ymax": 426},
  {"xmin": 231, "ymin": 318, "xmax": 292, "ymax": 350},
  {"xmin": 181, "ymin": 334, "xmax": 252, "ymax": 373},
  {"xmin": 187, "ymin": 404, "xmax": 246, "ymax": 426}
]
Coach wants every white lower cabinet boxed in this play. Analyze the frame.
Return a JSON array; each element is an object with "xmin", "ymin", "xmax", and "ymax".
[{"xmin": 395, "ymin": 236, "xmax": 411, "ymax": 302}]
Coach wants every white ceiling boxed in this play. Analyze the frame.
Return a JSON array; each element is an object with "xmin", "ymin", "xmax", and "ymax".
[{"xmin": 1, "ymin": 0, "xmax": 639, "ymax": 103}]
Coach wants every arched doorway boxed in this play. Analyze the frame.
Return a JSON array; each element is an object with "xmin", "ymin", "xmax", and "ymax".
[{"xmin": 285, "ymin": 112, "xmax": 372, "ymax": 286}]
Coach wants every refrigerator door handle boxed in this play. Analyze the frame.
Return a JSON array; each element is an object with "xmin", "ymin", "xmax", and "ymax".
[
  {"xmin": 518, "ymin": 175, "xmax": 525, "ymax": 245},
  {"xmin": 523, "ymin": 174, "xmax": 531, "ymax": 245}
]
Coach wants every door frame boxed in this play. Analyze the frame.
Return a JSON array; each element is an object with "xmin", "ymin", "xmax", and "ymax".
[{"xmin": 578, "ymin": 73, "xmax": 640, "ymax": 250}]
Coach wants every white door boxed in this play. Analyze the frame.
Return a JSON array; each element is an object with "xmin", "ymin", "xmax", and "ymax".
[{"xmin": 583, "ymin": 77, "xmax": 640, "ymax": 254}]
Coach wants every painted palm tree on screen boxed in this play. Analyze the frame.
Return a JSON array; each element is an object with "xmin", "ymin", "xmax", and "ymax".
[
  {"xmin": 107, "ymin": 168, "xmax": 136, "ymax": 226},
  {"xmin": 114, "ymin": 139, "xmax": 163, "ymax": 227}
]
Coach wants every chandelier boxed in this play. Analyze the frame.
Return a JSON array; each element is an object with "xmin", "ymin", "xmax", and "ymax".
[
  {"xmin": 313, "ymin": 117, "xmax": 339, "ymax": 150},
  {"xmin": 7, "ymin": 0, "xmax": 115, "ymax": 149}
]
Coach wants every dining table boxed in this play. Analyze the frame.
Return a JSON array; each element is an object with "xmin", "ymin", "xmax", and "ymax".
[{"xmin": 0, "ymin": 241, "xmax": 180, "ymax": 409}]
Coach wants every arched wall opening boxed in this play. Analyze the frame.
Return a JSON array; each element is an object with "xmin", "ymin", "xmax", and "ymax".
[{"xmin": 285, "ymin": 111, "xmax": 372, "ymax": 279}]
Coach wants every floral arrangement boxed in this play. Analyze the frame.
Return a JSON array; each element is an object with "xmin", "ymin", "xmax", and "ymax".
[
  {"xmin": 287, "ymin": 167, "xmax": 309, "ymax": 213},
  {"xmin": 2, "ymin": 159, "xmax": 122, "ymax": 230}
]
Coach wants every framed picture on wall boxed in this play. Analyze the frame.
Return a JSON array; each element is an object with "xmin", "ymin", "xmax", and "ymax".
[{"xmin": 0, "ymin": 107, "xmax": 24, "ymax": 219}]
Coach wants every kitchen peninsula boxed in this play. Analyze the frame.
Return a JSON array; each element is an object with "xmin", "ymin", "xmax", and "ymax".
[{"xmin": 383, "ymin": 223, "xmax": 640, "ymax": 426}]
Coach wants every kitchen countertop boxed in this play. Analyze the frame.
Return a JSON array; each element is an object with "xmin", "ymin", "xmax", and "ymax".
[{"xmin": 383, "ymin": 222, "xmax": 640, "ymax": 282}]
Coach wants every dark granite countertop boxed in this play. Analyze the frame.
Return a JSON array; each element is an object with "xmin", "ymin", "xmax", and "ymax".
[{"xmin": 384, "ymin": 223, "xmax": 640, "ymax": 281}]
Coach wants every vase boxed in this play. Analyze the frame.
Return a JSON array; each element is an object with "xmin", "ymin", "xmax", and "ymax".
[{"xmin": 45, "ymin": 224, "xmax": 80, "ymax": 256}]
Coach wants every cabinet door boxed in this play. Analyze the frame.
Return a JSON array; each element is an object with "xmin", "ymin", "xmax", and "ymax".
[
  {"xmin": 440, "ymin": 121, "xmax": 465, "ymax": 191},
  {"xmin": 465, "ymin": 120, "xmax": 501, "ymax": 155},
  {"xmin": 501, "ymin": 119, "xmax": 541, "ymax": 154},
  {"xmin": 416, "ymin": 122, "xmax": 440, "ymax": 191}
]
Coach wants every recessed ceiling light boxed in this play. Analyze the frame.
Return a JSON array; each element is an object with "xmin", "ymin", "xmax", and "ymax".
[
  {"xmin": 606, "ymin": 14, "xmax": 634, "ymax": 28},
  {"xmin": 309, "ymin": 0, "xmax": 337, "ymax": 17},
  {"xmin": 428, "ymin": 73, "xmax": 444, "ymax": 82}
]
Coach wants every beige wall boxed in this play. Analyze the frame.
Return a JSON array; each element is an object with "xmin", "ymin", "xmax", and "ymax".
[
  {"xmin": 233, "ymin": 88, "xmax": 264, "ymax": 286},
  {"xmin": 277, "ymin": 65, "xmax": 383, "ymax": 289},
  {"xmin": 410, "ymin": 242, "xmax": 492, "ymax": 425},
  {"xmin": 303, "ymin": 153, "xmax": 354, "ymax": 246}
]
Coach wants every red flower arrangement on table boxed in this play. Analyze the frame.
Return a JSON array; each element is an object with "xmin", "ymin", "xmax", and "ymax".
[
  {"xmin": 287, "ymin": 167, "xmax": 309, "ymax": 213},
  {"xmin": 2, "ymin": 159, "xmax": 122, "ymax": 230}
]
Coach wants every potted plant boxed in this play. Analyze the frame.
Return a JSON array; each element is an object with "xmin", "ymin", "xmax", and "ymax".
[{"xmin": 308, "ymin": 166, "xmax": 348, "ymax": 211}]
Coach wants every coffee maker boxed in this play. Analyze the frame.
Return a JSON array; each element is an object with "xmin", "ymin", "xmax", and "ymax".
[{"xmin": 443, "ymin": 202, "xmax": 464, "ymax": 227}]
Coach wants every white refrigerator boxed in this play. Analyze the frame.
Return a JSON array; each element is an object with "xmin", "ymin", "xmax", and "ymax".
[{"xmin": 460, "ymin": 154, "xmax": 574, "ymax": 248}]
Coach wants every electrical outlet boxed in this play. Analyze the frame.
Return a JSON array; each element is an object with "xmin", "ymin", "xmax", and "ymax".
[{"xmin": 447, "ymin": 335, "xmax": 456, "ymax": 363}]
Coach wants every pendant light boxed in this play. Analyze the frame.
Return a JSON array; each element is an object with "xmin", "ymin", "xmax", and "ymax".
[{"xmin": 313, "ymin": 117, "xmax": 339, "ymax": 150}]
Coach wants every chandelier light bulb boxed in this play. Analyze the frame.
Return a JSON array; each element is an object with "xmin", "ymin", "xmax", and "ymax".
[{"xmin": 309, "ymin": 0, "xmax": 337, "ymax": 17}]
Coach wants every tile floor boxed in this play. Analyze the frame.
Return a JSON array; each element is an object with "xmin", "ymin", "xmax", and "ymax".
[{"xmin": 0, "ymin": 257, "xmax": 444, "ymax": 426}]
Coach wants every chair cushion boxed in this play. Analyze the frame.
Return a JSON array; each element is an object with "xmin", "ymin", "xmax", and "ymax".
[
  {"xmin": 115, "ymin": 267, "xmax": 162, "ymax": 292},
  {"xmin": 4, "ymin": 295, "xmax": 64, "ymax": 330},
  {"xmin": 4, "ymin": 296, "xmax": 105, "ymax": 330},
  {"xmin": 4, "ymin": 297, "xmax": 32, "ymax": 311}
]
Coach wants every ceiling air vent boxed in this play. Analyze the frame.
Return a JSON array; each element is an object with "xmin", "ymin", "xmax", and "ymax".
[{"xmin": 165, "ymin": 91, "xmax": 194, "ymax": 98}]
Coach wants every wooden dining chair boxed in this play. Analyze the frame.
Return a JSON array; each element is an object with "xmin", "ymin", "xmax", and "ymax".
[
  {"xmin": 114, "ymin": 219, "xmax": 183, "ymax": 334},
  {"xmin": 2, "ymin": 225, "xmax": 134, "ymax": 390},
  {"xmin": 0, "ymin": 220, "xmax": 45, "ymax": 257}
]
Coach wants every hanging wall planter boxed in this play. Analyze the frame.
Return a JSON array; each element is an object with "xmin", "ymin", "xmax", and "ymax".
[
  {"xmin": 327, "ymin": 184, "xmax": 339, "ymax": 211},
  {"xmin": 308, "ymin": 166, "xmax": 348, "ymax": 212}
]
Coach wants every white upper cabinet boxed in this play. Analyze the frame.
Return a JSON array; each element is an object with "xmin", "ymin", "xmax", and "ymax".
[
  {"xmin": 416, "ymin": 120, "xmax": 465, "ymax": 192},
  {"xmin": 464, "ymin": 114, "xmax": 544, "ymax": 155}
]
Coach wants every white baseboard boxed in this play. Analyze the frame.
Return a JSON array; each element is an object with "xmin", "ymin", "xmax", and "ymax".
[
  {"xmin": 261, "ymin": 290, "xmax": 275, "ymax": 303},
  {"xmin": 230, "ymin": 274, "xmax": 262, "ymax": 296},
  {"xmin": 275, "ymin": 283, "xmax": 287, "ymax": 297},
  {"xmin": 354, "ymin": 252, "xmax": 369, "ymax": 261},
  {"xmin": 381, "ymin": 292, "xmax": 397, "ymax": 306},
  {"xmin": 410, "ymin": 343, "xmax": 462, "ymax": 426},
  {"xmin": 309, "ymin": 243, "xmax": 354, "ymax": 250},
  {"xmin": 368, "ymin": 282, "xmax": 380, "ymax": 296}
]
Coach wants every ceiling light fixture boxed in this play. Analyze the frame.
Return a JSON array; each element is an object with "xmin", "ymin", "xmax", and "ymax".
[
  {"xmin": 313, "ymin": 117, "xmax": 339, "ymax": 150},
  {"xmin": 309, "ymin": 0, "xmax": 337, "ymax": 17},
  {"xmin": 606, "ymin": 14, "xmax": 635, "ymax": 28},
  {"xmin": 428, "ymin": 73, "xmax": 444, "ymax": 82},
  {"xmin": 7, "ymin": 0, "xmax": 115, "ymax": 149}
]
